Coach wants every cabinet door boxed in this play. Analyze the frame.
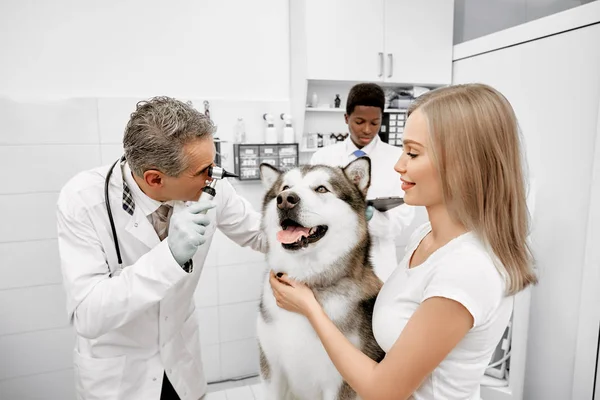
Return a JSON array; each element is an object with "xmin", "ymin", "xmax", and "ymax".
[
  {"xmin": 384, "ymin": 0, "xmax": 454, "ymax": 85},
  {"xmin": 305, "ymin": 0, "xmax": 385, "ymax": 82}
]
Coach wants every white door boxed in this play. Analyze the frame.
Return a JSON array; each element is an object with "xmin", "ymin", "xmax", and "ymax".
[
  {"xmin": 305, "ymin": 0, "xmax": 385, "ymax": 82},
  {"xmin": 384, "ymin": 0, "xmax": 454, "ymax": 85}
]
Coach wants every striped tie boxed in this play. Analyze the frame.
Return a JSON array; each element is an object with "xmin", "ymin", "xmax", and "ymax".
[
  {"xmin": 151, "ymin": 205, "xmax": 194, "ymax": 273},
  {"xmin": 151, "ymin": 204, "xmax": 172, "ymax": 241}
]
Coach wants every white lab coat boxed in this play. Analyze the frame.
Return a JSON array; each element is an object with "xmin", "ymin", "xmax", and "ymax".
[
  {"xmin": 310, "ymin": 136, "xmax": 414, "ymax": 281},
  {"xmin": 56, "ymin": 162, "xmax": 266, "ymax": 400}
]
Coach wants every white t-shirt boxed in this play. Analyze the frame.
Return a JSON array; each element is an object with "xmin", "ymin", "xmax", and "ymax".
[{"xmin": 372, "ymin": 223, "xmax": 514, "ymax": 400}]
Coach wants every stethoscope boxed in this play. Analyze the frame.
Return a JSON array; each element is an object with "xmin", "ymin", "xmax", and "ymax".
[
  {"xmin": 104, "ymin": 157, "xmax": 125, "ymax": 267},
  {"xmin": 104, "ymin": 157, "xmax": 237, "ymax": 269}
]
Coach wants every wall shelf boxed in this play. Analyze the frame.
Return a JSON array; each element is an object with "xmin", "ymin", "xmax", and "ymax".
[
  {"xmin": 305, "ymin": 107, "xmax": 408, "ymax": 114},
  {"xmin": 305, "ymin": 107, "xmax": 345, "ymax": 113}
]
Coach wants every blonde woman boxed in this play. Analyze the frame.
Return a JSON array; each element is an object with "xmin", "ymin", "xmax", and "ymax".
[{"xmin": 269, "ymin": 83, "xmax": 537, "ymax": 400}]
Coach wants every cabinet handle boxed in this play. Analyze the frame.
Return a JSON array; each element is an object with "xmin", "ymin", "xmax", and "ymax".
[
  {"xmin": 388, "ymin": 54, "xmax": 393, "ymax": 78},
  {"xmin": 378, "ymin": 52, "xmax": 383, "ymax": 77}
]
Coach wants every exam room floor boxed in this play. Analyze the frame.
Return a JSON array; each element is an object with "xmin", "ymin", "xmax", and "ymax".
[{"xmin": 205, "ymin": 376, "xmax": 262, "ymax": 399}]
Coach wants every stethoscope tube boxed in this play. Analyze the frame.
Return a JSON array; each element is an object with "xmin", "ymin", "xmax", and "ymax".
[
  {"xmin": 104, "ymin": 158, "xmax": 237, "ymax": 270},
  {"xmin": 105, "ymin": 158, "xmax": 123, "ymax": 267}
]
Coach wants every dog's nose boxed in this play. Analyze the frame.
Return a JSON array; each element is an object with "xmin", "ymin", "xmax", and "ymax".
[{"xmin": 277, "ymin": 191, "xmax": 300, "ymax": 209}]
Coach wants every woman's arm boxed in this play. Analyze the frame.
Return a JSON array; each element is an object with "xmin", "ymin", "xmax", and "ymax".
[{"xmin": 270, "ymin": 273, "xmax": 473, "ymax": 400}]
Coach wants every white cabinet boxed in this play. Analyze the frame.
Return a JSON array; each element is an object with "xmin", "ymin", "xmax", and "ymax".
[
  {"xmin": 453, "ymin": 15, "xmax": 600, "ymax": 400},
  {"xmin": 384, "ymin": 0, "xmax": 454, "ymax": 85},
  {"xmin": 305, "ymin": 0, "xmax": 384, "ymax": 82},
  {"xmin": 302, "ymin": 0, "xmax": 454, "ymax": 85}
]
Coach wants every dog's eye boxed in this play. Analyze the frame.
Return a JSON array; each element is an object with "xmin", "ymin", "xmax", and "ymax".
[
  {"xmin": 315, "ymin": 186, "xmax": 328, "ymax": 193},
  {"xmin": 282, "ymin": 185, "xmax": 290, "ymax": 191}
]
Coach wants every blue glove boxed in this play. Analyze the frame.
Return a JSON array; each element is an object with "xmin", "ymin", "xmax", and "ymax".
[
  {"xmin": 365, "ymin": 205, "xmax": 374, "ymax": 222},
  {"xmin": 167, "ymin": 201, "xmax": 216, "ymax": 266}
]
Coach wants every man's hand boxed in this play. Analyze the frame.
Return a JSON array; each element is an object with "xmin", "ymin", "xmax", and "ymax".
[{"xmin": 167, "ymin": 201, "xmax": 216, "ymax": 266}]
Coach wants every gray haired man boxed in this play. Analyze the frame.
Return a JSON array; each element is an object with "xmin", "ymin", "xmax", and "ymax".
[{"xmin": 57, "ymin": 97, "xmax": 266, "ymax": 400}]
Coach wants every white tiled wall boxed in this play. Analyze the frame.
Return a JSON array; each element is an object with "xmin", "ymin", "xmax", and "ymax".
[
  {"xmin": 205, "ymin": 378, "xmax": 263, "ymax": 400},
  {"xmin": 195, "ymin": 179, "xmax": 271, "ymax": 383},
  {"xmin": 197, "ymin": 259, "xmax": 266, "ymax": 384},
  {"xmin": 0, "ymin": 97, "xmax": 284, "ymax": 399},
  {"xmin": 0, "ymin": 97, "xmax": 100, "ymax": 400},
  {"xmin": 0, "ymin": 369, "xmax": 76, "ymax": 400}
]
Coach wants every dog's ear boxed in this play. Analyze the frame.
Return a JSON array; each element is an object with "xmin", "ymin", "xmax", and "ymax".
[
  {"xmin": 260, "ymin": 163, "xmax": 282, "ymax": 190},
  {"xmin": 343, "ymin": 156, "xmax": 371, "ymax": 195}
]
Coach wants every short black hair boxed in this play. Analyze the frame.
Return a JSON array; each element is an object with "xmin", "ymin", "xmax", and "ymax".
[{"xmin": 346, "ymin": 83, "xmax": 385, "ymax": 115}]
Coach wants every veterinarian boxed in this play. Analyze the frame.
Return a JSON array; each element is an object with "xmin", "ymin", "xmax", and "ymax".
[
  {"xmin": 310, "ymin": 83, "xmax": 415, "ymax": 281},
  {"xmin": 272, "ymin": 84, "xmax": 537, "ymax": 400},
  {"xmin": 56, "ymin": 97, "xmax": 266, "ymax": 400}
]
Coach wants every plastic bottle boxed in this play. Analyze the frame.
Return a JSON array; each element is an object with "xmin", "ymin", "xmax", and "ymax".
[
  {"xmin": 280, "ymin": 113, "xmax": 295, "ymax": 143},
  {"xmin": 311, "ymin": 92, "xmax": 318, "ymax": 108},
  {"xmin": 234, "ymin": 117, "xmax": 246, "ymax": 144},
  {"xmin": 263, "ymin": 113, "xmax": 278, "ymax": 143}
]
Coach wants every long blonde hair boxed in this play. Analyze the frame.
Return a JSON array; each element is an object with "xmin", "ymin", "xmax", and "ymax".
[{"xmin": 408, "ymin": 83, "xmax": 537, "ymax": 295}]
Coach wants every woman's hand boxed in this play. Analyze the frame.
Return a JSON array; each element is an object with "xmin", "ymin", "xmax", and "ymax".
[{"xmin": 269, "ymin": 271, "xmax": 320, "ymax": 317}]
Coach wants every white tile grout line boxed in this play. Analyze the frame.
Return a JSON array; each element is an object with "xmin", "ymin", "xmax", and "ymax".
[
  {"xmin": 0, "ymin": 282, "xmax": 64, "ymax": 292},
  {"xmin": 0, "ymin": 191, "xmax": 59, "ymax": 196},
  {"xmin": 211, "ymin": 380, "xmax": 260, "ymax": 399},
  {"xmin": 0, "ymin": 325, "xmax": 72, "ymax": 339},
  {"xmin": 94, "ymin": 98, "xmax": 102, "ymax": 146},
  {"xmin": 215, "ymin": 265, "xmax": 223, "ymax": 379},
  {"xmin": 0, "ymin": 143, "xmax": 104, "ymax": 146},
  {"xmin": 0, "ymin": 367, "xmax": 73, "ymax": 383},
  {"xmin": 0, "ymin": 237, "xmax": 57, "ymax": 244}
]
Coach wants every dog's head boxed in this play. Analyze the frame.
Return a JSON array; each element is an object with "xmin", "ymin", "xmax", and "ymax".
[{"xmin": 260, "ymin": 157, "xmax": 371, "ymax": 262}]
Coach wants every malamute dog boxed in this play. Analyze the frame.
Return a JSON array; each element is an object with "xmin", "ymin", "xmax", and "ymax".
[{"xmin": 257, "ymin": 157, "xmax": 385, "ymax": 400}]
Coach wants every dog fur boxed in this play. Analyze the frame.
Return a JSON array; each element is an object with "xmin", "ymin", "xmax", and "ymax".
[{"xmin": 256, "ymin": 157, "xmax": 385, "ymax": 400}]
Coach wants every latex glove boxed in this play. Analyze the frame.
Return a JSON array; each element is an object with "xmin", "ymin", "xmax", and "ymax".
[
  {"xmin": 365, "ymin": 205, "xmax": 375, "ymax": 222},
  {"xmin": 167, "ymin": 201, "xmax": 216, "ymax": 266}
]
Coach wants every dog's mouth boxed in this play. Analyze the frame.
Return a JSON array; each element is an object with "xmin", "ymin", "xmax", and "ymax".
[{"xmin": 276, "ymin": 218, "xmax": 328, "ymax": 250}]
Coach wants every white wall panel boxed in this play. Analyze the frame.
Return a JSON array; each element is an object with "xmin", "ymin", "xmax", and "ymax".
[{"xmin": 453, "ymin": 23, "xmax": 600, "ymax": 400}]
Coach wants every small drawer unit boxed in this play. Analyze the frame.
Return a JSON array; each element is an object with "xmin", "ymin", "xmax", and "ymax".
[
  {"xmin": 234, "ymin": 143, "xmax": 299, "ymax": 181},
  {"xmin": 379, "ymin": 109, "xmax": 408, "ymax": 148}
]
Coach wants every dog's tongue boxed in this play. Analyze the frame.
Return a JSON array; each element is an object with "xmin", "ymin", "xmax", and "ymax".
[{"xmin": 277, "ymin": 226, "xmax": 311, "ymax": 244}]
